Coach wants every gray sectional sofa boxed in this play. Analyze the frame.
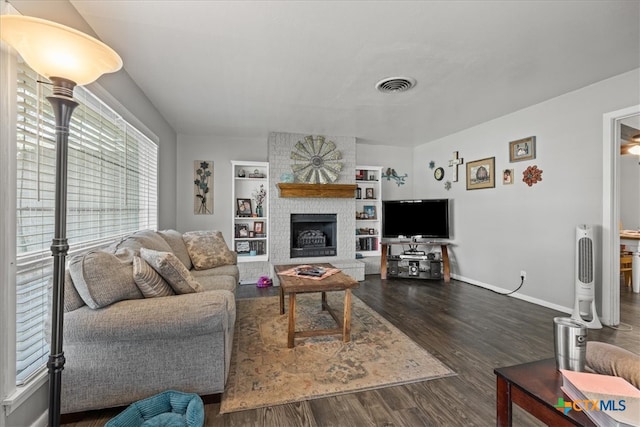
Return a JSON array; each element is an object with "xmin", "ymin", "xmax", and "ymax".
[{"xmin": 57, "ymin": 229, "xmax": 239, "ymax": 415}]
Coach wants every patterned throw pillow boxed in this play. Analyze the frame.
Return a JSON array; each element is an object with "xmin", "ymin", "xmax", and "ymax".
[
  {"xmin": 140, "ymin": 248, "xmax": 203, "ymax": 294},
  {"xmin": 182, "ymin": 230, "xmax": 237, "ymax": 270},
  {"xmin": 133, "ymin": 256, "xmax": 175, "ymax": 298},
  {"xmin": 68, "ymin": 248, "xmax": 143, "ymax": 309}
]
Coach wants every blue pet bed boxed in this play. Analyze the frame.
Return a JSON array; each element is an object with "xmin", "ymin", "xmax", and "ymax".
[{"xmin": 105, "ymin": 390, "xmax": 204, "ymax": 427}]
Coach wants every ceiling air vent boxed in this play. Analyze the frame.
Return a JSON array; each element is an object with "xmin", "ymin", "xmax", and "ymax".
[{"xmin": 375, "ymin": 76, "xmax": 416, "ymax": 93}]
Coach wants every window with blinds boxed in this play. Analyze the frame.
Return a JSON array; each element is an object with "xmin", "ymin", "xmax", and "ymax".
[{"xmin": 15, "ymin": 60, "xmax": 158, "ymax": 384}]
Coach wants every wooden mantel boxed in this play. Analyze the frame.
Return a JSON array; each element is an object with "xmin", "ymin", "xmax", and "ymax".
[{"xmin": 277, "ymin": 183, "xmax": 357, "ymax": 198}]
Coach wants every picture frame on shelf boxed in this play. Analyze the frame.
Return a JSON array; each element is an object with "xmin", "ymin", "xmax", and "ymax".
[
  {"xmin": 364, "ymin": 205, "xmax": 377, "ymax": 219},
  {"xmin": 237, "ymin": 198, "xmax": 252, "ymax": 216},
  {"xmin": 466, "ymin": 157, "xmax": 495, "ymax": 190},
  {"xmin": 365, "ymin": 187, "xmax": 375, "ymax": 199},
  {"xmin": 235, "ymin": 223, "xmax": 249, "ymax": 237},
  {"xmin": 254, "ymin": 221, "xmax": 264, "ymax": 234},
  {"xmin": 235, "ymin": 240, "xmax": 250, "ymax": 254},
  {"xmin": 509, "ymin": 136, "xmax": 536, "ymax": 162}
]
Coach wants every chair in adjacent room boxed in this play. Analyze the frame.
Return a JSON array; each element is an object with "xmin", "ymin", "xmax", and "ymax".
[{"xmin": 620, "ymin": 254, "xmax": 633, "ymax": 288}]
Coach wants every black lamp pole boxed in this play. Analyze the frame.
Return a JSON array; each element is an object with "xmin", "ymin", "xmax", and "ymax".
[{"xmin": 46, "ymin": 77, "xmax": 78, "ymax": 427}]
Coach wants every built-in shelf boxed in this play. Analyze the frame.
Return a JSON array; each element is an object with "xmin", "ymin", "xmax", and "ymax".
[{"xmin": 277, "ymin": 183, "xmax": 357, "ymax": 198}]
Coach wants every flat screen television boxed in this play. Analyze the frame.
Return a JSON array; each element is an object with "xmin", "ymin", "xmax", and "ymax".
[{"xmin": 382, "ymin": 199, "xmax": 450, "ymax": 240}]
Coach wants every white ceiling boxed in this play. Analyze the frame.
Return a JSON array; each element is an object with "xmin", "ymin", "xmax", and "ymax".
[{"xmin": 18, "ymin": 1, "xmax": 640, "ymax": 146}]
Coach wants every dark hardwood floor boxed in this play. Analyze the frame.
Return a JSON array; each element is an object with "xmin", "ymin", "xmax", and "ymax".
[{"xmin": 64, "ymin": 277, "xmax": 639, "ymax": 426}]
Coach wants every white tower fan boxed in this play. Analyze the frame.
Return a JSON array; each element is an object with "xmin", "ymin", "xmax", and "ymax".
[{"xmin": 571, "ymin": 225, "xmax": 602, "ymax": 329}]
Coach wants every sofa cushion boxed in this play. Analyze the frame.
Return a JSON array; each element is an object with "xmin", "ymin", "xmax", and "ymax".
[
  {"xmin": 69, "ymin": 248, "xmax": 143, "ymax": 309},
  {"xmin": 64, "ymin": 270, "xmax": 85, "ymax": 312},
  {"xmin": 182, "ymin": 231, "xmax": 236, "ymax": 270},
  {"xmin": 586, "ymin": 341, "xmax": 640, "ymax": 388},
  {"xmin": 133, "ymin": 256, "xmax": 175, "ymax": 298},
  {"xmin": 191, "ymin": 264, "xmax": 239, "ymax": 285},
  {"xmin": 196, "ymin": 275, "xmax": 238, "ymax": 294},
  {"xmin": 109, "ymin": 230, "xmax": 173, "ymax": 255},
  {"xmin": 157, "ymin": 229, "xmax": 193, "ymax": 269},
  {"xmin": 140, "ymin": 248, "xmax": 203, "ymax": 294}
]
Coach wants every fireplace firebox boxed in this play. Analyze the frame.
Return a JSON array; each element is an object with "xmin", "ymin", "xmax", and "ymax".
[{"xmin": 290, "ymin": 213, "xmax": 337, "ymax": 258}]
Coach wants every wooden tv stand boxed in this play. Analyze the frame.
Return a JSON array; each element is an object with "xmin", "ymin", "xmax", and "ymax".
[{"xmin": 380, "ymin": 241, "xmax": 450, "ymax": 283}]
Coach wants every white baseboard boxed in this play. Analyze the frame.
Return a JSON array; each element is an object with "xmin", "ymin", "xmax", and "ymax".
[{"xmin": 451, "ymin": 274, "xmax": 573, "ymax": 315}]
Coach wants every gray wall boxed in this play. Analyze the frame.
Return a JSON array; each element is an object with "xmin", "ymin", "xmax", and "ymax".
[
  {"xmin": 176, "ymin": 135, "xmax": 267, "ymax": 242},
  {"xmin": 412, "ymin": 69, "xmax": 640, "ymax": 313}
]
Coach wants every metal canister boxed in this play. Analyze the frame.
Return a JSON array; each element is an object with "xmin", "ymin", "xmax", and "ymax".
[{"xmin": 553, "ymin": 317, "xmax": 587, "ymax": 371}]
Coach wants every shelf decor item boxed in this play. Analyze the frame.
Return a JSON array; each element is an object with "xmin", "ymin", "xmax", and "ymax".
[
  {"xmin": 365, "ymin": 187, "xmax": 375, "ymax": 199},
  {"xmin": 194, "ymin": 160, "xmax": 213, "ymax": 214},
  {"xmin": 0, "ymin": 14, "xmax": 123, "ymax": 427},
  {"xmin": 509, "ymin": 136, "xmax": 536, "ymax": 162},
  {"xmin": 252, "ymin": 184, "xmax": 266, "ymax": 217},
  {"xmin": 237, "ymin": 198, "xmax": 252, "ymax": 216},
  {"xmin": 466, "ymin": 157, "xmax": 496, "ymax": 190}
]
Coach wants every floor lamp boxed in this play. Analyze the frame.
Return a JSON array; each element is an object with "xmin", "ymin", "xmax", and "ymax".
[{"xmin": 0, "ymin": 15, "xmax": 121, "ymax": 426}]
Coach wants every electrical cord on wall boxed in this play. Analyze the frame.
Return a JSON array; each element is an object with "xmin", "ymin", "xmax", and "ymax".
[{"xmin": 491, "ymin": 276, "xmax": 525, "ymax": 296}]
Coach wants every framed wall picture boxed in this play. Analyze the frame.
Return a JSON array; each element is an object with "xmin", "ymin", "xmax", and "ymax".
[
  {"xmin": 509, "ymin": 136, "xmax": 536, "ymax": 162},
  {"xmin": 502, "ymin": 169, "xmax": 514, "ymax": 185},
  {"xmin": 194, "ymin": 160, "xmax": 213, "ymax": 214},
  {"xmin": 466, "ymin": 157, "xmax": 495, "ymax": 190},
  {"xmin": 236, "ymin": 198, "xmax": 252, "ymax": 216}
]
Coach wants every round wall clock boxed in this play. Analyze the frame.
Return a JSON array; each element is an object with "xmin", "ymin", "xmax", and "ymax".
[{"xmin": 434, "ymin": 167, "xmax": 444, "ymax": 181}]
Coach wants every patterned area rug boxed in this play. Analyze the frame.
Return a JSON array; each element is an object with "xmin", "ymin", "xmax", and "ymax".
[{"xmin": 220, "ymin": 293, "xmax": 455, "ymax": 413}]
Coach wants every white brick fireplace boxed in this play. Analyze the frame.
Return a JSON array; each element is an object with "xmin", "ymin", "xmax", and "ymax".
[{"xmin": 268, "ymin": 132, "xmax": 364, "ymax": 281}]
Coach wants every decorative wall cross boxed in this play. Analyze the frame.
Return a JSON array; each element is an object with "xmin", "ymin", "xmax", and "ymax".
[{"xmin": 448, "ymin": 151, "xmax": 464, "ymax": 182}]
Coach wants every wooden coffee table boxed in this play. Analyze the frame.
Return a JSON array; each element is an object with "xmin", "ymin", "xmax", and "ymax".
[
  {"xmin": 274, "ymin": 263, "xmax": 359, "ymax": 348},
  {"xmin": 495, "ymin": 358, "xmax": 595, "ymax": 426}
]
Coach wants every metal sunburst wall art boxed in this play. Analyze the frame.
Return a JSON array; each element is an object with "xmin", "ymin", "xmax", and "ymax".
[{"xmin": 290, "ymin": 135, "xmax": 343, "ymax": 183}]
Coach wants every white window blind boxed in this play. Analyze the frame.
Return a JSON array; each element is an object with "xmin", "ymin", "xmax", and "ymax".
[{"xmin": 15, "ymin": 59, "xmax": 158, "ymax": 384}]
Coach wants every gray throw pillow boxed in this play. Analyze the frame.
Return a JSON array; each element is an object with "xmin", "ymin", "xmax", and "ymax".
[
  {"xmin": 63, "ymin": 269, "xmax": 85, "ymax": 312},
  {"xmin": 133, "ymin": 256, "xmax": 175, "ymax": 298},
  {"xmin": 68, "ymin": 248, "xmax": 143, "ymax": 309},
  {"xmin": 140, "ymin": 248, "xmax": 203, "ymax": 294},
  {"xmin": 157, "ymin": 229, "xmax": 193, "ymax": 270},
  {"xmin": 586, "ymin": 341, "xmax": 640, "ymax": 388},
  {"xmin": 182, "ymin": 230, "xmax": 237, "ymax": 270}
]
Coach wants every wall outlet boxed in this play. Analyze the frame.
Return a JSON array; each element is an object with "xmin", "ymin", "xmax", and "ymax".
[{"xmin": 520, "ymin": 270, "xmax": 527, "ymax": 280}]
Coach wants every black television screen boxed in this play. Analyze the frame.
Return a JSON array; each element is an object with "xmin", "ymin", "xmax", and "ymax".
[{"xmin": 382, "ymin": 199, "xmax": 449, "ymax": 239}]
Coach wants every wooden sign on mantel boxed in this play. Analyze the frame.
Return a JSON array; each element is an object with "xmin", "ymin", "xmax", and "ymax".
[{"xmin": 277, "ymin": 183, "xmax": 357, "ymax": 198}]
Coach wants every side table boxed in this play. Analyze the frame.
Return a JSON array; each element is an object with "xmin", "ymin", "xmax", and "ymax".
[{"xmin": 494, "ymin": 358, "xmax": 595, "ymax": 426}]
